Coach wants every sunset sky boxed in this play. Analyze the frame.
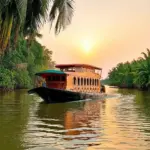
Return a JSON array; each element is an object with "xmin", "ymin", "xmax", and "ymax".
[{"xmin": 39, "ymin": 0, "xmax": 150, "ymax": 78}]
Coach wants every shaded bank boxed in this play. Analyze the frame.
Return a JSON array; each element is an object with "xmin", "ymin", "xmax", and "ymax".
[
  {"xmin": 103, "ymin": 49, "xmax": 150, "ymax": 91},
  {"xmin": 0, "ymin": 0, "xmax": 74, "ymax": 91},
  {"xmin": 0, "ymin": 37, "xmax": 55, "ymax": 91}
]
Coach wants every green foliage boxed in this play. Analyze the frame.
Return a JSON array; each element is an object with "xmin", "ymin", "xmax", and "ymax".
[
  {"xmin": 0, "ymin": 67, "xmax": 15, "ymax": 89},
  {"xmin": 2, "ymin": 36, "xmax": 28, "ymax": 69},
  {"xmin": 0, "ymin": 37, "xmax": 55, "ymax": 90},
  {"xmin": 0, "ymin": 0, "xmax": 74, "ymax": 54},
  {"xmin": 29, "ymin": 41, "xmax": 44, "ymax": 65},
  {"xmin": 101, "ymin": 78, "xmax": 110, "ymax": 85},
  {"xmin": 0, "ymin": 0, "xmax": 72, "ymax": 89},
  {"xmin": 14, "ymin": 70, "xmax": 31, "ymax": 89},
  {"xmin": 108, "ymin": 49, "xmax": 150, "ymax": 90},
  {"xmin": 0, "ymin": 0, "xmax": 73, "ymax": 89}
]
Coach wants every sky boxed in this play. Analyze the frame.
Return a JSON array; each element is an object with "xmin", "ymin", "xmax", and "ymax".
[{"xmin": 39, "ymin": 0, "xmax": 150, "ymax": 78}]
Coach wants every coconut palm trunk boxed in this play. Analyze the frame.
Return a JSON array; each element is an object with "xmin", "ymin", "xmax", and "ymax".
[
  {"xmin": 0, "ymin": 10, "xmax": 13, "ymax": 55},
  {"xmin": 0, "ymin": 0, "xmax": 74, "ymax": 55}
]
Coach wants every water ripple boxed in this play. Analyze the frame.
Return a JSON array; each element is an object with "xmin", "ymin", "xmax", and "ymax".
[
  {"xmin": 24, "ymin": 91, "xmax": 150, "ymax": 149},
  {"xmin": 1, "ymin": 88, "xmax": 150, "ymax": 150}
]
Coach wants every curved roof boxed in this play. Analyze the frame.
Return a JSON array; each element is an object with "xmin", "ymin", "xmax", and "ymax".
[
  {"xmin": 35, "ymin": 70, "xmax": 66, "ymax": 76},
  {"xmin": 55, "ymin": 64, "xmax": 102, "ymax": 70}
]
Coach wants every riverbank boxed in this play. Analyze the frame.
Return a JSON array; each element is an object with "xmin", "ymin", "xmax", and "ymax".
[
  {"xmin": 103, "ymin": 83, "xmax": 150, "ymax": 91},
  {"xmin": 104, "ymin": 49, "xmax": 150, "ymax": 91},
  {"xmin": 0, "ymin": 87, "xmax": 29, "ymax": 92},
  {"xmin": 0, "ymin": 37, "xmax": 55, "ymax": 90}
]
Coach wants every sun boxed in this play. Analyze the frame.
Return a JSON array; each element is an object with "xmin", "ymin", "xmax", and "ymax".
[{"xmin": 81, "ymin": 38, "xmax": 94, "ymax": 53}]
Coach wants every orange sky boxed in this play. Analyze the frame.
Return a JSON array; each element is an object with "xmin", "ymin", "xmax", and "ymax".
[{"xmin": 39, "ymin": 0, "xmax": 150, "ymax": 78}]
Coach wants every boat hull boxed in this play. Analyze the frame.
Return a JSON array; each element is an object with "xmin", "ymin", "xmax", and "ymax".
[{"xmin": 28, "ymin": 87, "xmax": 106, "ymax": 103}]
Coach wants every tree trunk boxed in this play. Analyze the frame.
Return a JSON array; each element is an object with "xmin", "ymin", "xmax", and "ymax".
[
  {"xmin": 2, "ymin": 14, "xmax": 13, "ymax": 52},
  {"xmin": 14, "ymin": 23, "xmax": 20, "ymax": 48},
  {"xmin": 0, "ymin": 12, "xmax": 13, "ymax": 55}
]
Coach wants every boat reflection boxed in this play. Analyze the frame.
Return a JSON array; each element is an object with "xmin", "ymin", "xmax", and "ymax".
[
  {"xmin": 64, "ymin": 100, "xmax": 105, "ymax": 138},
  {"xmin": 36, "ymin": 99, "xmax": 106, "ymax": 149}
]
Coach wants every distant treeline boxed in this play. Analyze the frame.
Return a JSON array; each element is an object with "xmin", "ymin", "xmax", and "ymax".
[
  {"xmin": 100, "ymin": 78, "xmax": 110, "ymax": 85},
  {"xmin": 103, "ymin": 49, "xmax": 150, "ymax": 91}
]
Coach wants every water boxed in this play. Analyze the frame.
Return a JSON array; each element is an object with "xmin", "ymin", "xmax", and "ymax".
[{"xmin": 0, "ymin": 86, "xmax": 150, "ymax": 150}]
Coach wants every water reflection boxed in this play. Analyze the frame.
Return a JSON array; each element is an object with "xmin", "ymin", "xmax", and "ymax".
[
  {"xmin": 26, "ymin": 87, "xmax": 150, "ymax": 150},
  {"xmin": 31, "ymin": 100, "xmax": 105, "ymax": 149},
  {"xmin": 0, "ymin": 90, "xmax": 31, "ymax": 150},
  {"xmin": 1, "ymin": 87, "xmax": 150, "ymax": 150}
]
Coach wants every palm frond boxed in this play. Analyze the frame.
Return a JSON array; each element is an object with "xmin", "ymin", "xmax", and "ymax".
[
  {"xmin": 14, "ymin": 0, "xmax": 28, "ymax": 24},
  {"xmin": 141, "ymin": 52, "xmax": 148, "ymax": 60},
  {"xmin": 146, "ymin": 48, "xmax": 150, "ymax": 57},
  {"xmin": 0, "ymin": 0, "xmax": 10, "ymax": 13},
  {"xmin": 35, "ymin": 32, "xmax": 43, "ymax": 38},
  {"xmin": 24, "ymin": 0, "xmax": 49, "ymax": 33},
  {"xmin": 49, "ymin": 0, "xmax": 74, "ymax": 34}
]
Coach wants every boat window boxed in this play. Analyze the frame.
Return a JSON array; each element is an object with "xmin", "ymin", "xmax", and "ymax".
[
  {"xmin": 81, "ymin": 78, "xmax": 83, "ymax": 85},
  {"xmin": 96, "ymin": 79, "xmax": 98, "ymax": 86},
  {"xmin": 66, "ymin": 67, "xmax": 75, "ymax": 72},
  {"xmin": 90, "ymin": 78, "xmax": 92, "ymax": 85},
  {"xmin": 52, "ymin": 76, "xmax": 55, "ymax": 81},
  {"xmin": 78, "ymin": 78, "xmax": 80, "ymax": 85},
  {"xmin": 56, "ymin": 76, "xmax": 60, "ymax": 81},
  {"xmin": 73, "ymin": 77, "xmax": 76, "ymax": 85},
  {"xmin": 47, "ymin": 76, "xmax": 61, "ymax": 81},
  {"xmin": 61, "ymin": 76, "xmax": 66, "ymax": 81},
  {"xmin": 47, "ymin": 76, "xmax": 51, "ymax": 81},
  {"xmin": 87, "ymin": 78, "xmax": 89, "ymax": 85},
  {"xmin": 97, "ymin": 79, "xmax": 99, "ymax": 86},
  {"xmin": 84, "ymin": 78, "xmax": 86, "ymax": 85},
  {"xmin": 94, "ymin": 79, "xmax": 96, "ymax": 86},
  {"xmin": 92, "ymin": 79, "xmax": 94, "ymax": 85},
  {"xmin": 54, "ymin": 76, "xmax": 57, "ymax": 81}
]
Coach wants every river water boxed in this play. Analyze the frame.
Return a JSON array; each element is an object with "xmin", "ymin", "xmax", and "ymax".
[{"xmin": 0, "ymin": 86, "xmax": 150, "ymax": 150}]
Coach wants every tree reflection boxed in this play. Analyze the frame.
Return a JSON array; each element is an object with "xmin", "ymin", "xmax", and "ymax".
[{"xmin": 0, "ymin": 90, "xmax": 31, "ymax": 150}]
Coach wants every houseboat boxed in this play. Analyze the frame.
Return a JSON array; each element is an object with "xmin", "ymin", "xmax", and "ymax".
[{"xmin": 28, "ymin": 64, "xmax": 106, "ymax": 103}]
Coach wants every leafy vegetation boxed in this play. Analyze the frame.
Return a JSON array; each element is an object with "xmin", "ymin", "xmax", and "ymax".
[
  {"xmin": 0, "ymin": 0, "xmax": 74, "ymax": 90},
  {"xmin": 100, "ymin": 78, "xmax": 110, "ymax": 85},
  {"xmin": 0, "ymin": 67, "xmax": 15, "ymax": 89},
  {"xmin": 0, "ymin": 0, "xmax": 74, "ymax": 54},
  {"xmin": 0, "ymin": 36, "xmax": 55, "ymax": 90},
  {"xmin": 107, "ymin": 49, "xmax": 150, "ymax": 90}
]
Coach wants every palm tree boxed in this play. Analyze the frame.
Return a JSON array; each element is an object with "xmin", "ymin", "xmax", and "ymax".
[
  {"xmin": 0, "ymin": 0, "xmax": 74, "ymax": 54},
  {"xmin": 26, "ymin": 29, "xmax": 43, "ymax": 47},
  {"xmin": 49, "ymin": 0, "xmax": 74, "ymax": 34},
  {"xmin": 107, "ymin": 49, "xmax": 150, "ymax": 90},
  {"xmin": 133, "ymin": 49, "xmax": 150, "ymax": 90},
  {"xmin": 0, "ymin": 0, "xmax": 29, "ymax": 53}
]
